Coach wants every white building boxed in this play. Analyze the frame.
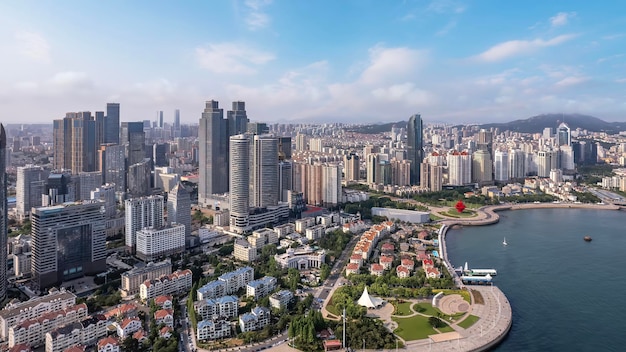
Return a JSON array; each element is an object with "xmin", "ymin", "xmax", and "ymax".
[
  {"xmin": 274, "ymin": 247, "xmax": 326, "ymax": 270},
  {"xmin": 167, "ymin": 182, "xmax": 191, "ymax": 236},
  {"xmin": 197, "ymin": 267, "xmax": 254, "ymax": 300},
  {"xmin": 97, "ymin": 337, "xmax": 120, "ymax": 352},
  {"xmin": 269, "ymin": 290, "xmax": 293, "ymax": 309},
  {"xmin": 16, "ymin": 165, "xmax": 47, "ymax": 220},
  {"xmin": 45, "ymin": 316, "xmax": 107, "ymax": 352},
  {"xmin": 135, "ymin": 224, "xmax": 185, "ymax": 262},
  {"xmin": 120, "ymin": 260, "xmax": 172, "ymax": 297},
  {"xmin": 196, "ymin": 319, "xmax": 231, "ymax": 341},
  {"xmin": 233, "ymin": 240, "xmax": 257, "ymax": 262},
  {"xmin": 447, "ymin": 151, "xmax": 472, "ymax": 186},
  {"xmin": 246, "ymin": 277, "xmax": 277, "ymax": 300},
  {"xmin": 125, "ymin": 195, "xmax": 164, "ymax": 252},
  {"xmin": 494, "ymin": 150, "xmax": 509, "ymax": 182},
  {"xmin": 239, "ymin": 306, "xmax": 270, "ymax": 333},
  {"xmin": 305, "ymin": 225, "xmax": 325, "ymax": 241},
  {"xmin": 139, "ymin": 269, "xmax": 192, "ymax": 301},
  {"xmin": 194, "ymin": 296, "xmax": 239, "ymax": 320},
  {"xmin": 114, "ymin": 317, "xmax": 142, "ymax": 339}
]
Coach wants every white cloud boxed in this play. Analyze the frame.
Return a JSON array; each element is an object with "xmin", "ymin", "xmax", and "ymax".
[
  {"xmin": 550, "ymin": 12, "xmax": 576, "ymax": 27},
  {"xmin": 360, "ymin": 45, "xmax": 428, "ymax": 85},
  {"xmin": 195, "ymin": 43, "xmax": 275, "ymax": 74},
  {"xmin": 615, "ymin": 78, "xmax": 626, "ymax": 83},
  {"xmin": 475, "ymin": 34, "xmax": 577, "ymax": 62},
  {"xmin": 436, "ymin": 21, "xmax": 457, "ymax": 36},
  {"xmin": 244, "ymin": 0, "xmax": 272, "ymax": 30},
  {"xmin": 555, "ymin": 76, "xmax": 589, "ymax": 87},
  {"xmin": 14, "ymin": 31, "xmax": 51, "ymax": 63}
]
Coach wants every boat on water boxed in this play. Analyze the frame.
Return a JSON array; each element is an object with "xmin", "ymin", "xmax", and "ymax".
[
  {"xmin": 503, "ymin": 237, "xmax": 508, "ymax": 246},
  {"xmin": 584, "ymin": 236, "xmax": 592, "ymax": 242}
]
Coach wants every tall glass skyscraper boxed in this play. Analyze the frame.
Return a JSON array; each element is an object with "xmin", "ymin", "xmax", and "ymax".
[
  {"xmin": 198, "ymin": 100, "xmax": 229, "ymax": 206},
  {"xmin": 0, "ymin": 125, "xmax": 7, "ymax": 301},
  {"xmin": 105, "ymin": 103, "xmax": 120, "ymax": 144},
  {"xmin": 407, "ymin": 114, "xmax": 424, "ymax": 185}
]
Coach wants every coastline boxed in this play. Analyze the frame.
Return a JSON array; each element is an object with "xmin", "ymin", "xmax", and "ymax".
[{"xmin": 435, "ymin": 202, "xmax": 620, "ymax": 352}]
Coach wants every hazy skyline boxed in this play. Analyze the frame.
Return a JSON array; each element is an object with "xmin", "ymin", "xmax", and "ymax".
[{"xmin": 1, "ymin": 0, "xmax": 625, "ymax": 125}]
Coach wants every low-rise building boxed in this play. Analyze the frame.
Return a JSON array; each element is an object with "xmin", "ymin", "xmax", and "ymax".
[
  {"xmin": 269, "ymin": 290, "xmax": 294, "ymax": 309},
  {"xmin": 139, "ymin": 269, "xmax": 192, "ymax": 300},
  {"xmin": 120, "ymin": 260, "xmax": 172, "ymax": 297},
  {"xmin": 239, "ymin": 307, "xmax": 270, "ymax": 333},
  {"xmin": 135, "ymin": 224, "xmax": 185, "ymax": 262},
  {"xmin": 246, "ymin": 277, "xmax": 277, "ymax": 300},
  {"xmin": 197, "ymin": 267, "xmax": 254, "ymax": 300},
  {"xmin": 154, "ymin": 309, "xmax": 174, "ymax": 328},
  {"xmin": 396, "ymin": 265, "xmax": 410, "ymax": 278},
  {"xmin": 45, "ymin": 316, "xmax": 107, "ymax": 352},
  {"xmin": 345, "ymin": 263, "xmax": 359, "ymax": 276},
  {"xmin": 194, "ymin": 296, "xmax": 239, "ymax": 320},
  {"xmin": 114, "ymin": 317, "xmax": 142, "ymax": 339},
  {"xmin": 97, "ymin": 337, "xmax": 120, "ymax": 352},
  {"xmin": 379, "ymin": 255, "xmax": 393, "ymax": 270},
  {"xmin": 370, "ymin": 264, "xmax": 384, "ymax": 276},
  {"xmin": 196, "ymin": 319, "xmax": 231, "ymax": 341},
  {"xmin": 233, "ymin": 239, "xmax": 257, "ymax": 262},
  {"xmin": 8, "ymin": 303, "xmax": 88, "ymax": 348},
  {"xmin": 274, "ymin": 247, "xmax": 325, "ymax": 270},
  {"xmin": 154, "ymin": 295, "xmax": 173, "ymax": 309}
]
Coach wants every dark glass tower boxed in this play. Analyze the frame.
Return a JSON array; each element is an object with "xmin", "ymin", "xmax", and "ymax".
[
  {"xmin": 105, "ymin": 103, "xmax": 120, "ymax": 144},
  {"xmin": 407, "ymin": 114, "xmax": 424, "ymax": 185},
  {"xmin": 0, "ymin": 124, "xmax": 7, "ymax": 302}
]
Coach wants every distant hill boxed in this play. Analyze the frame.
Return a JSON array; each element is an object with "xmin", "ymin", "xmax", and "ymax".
[
  {"xmin": 345, "ymin": 121, "xmax": 407, "ymax": 134},
  {"xmin": 480, "ymin": 114, "xmax": 626, "ymax": 134}
]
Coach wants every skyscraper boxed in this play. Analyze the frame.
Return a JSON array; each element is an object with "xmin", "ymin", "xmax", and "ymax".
[
  {"xmin": 447, "ymin": 151, "xmax": 472, "ymax": 186},
  {"xmin": 251, "ymin": 135, "xmax": 278, "ymax": 208},
  {"xmin": 127, "ymin": 158, "xmax": 152, "ymax": 197},
  {"xmin": 105, "ymin": 103, "xmax": 120, "ymax": 144},
  {"xmin": 174, "ymin": 109, "xmax": 180, "ymax": 130},
  {"xmin": 125, "ymin": 195, "xmax": 164, "ymax": 253},
  {"xmin": 98, "ymin": 143, "xmax": 126, "ymax": 193},
  {"xmin": 494, "ymin": 150, "xmax": 509, "ymax": 182},
  {"xmin": 557, "ymin": 122, "xmax": 571, "ymax": 147},
  {"xmin": 0, "ymin": 125, "xmax": 7, "ymax": 301},
  {"xmin": 167, "ymin": 182, "xmax": 191, "ymax": 236},
  {"xmin": 158, "ymin": 111, "xmax": 164, "ymax": 128},
  {"xmin": 227, "ymin": 101, "xmax": 248, "ymax": 136},
  {"xmin": 199, "ymin": 100, "xmax": 228, "ymax": 205},
  {"xmin": 472, "ymin": 149, "xmax": 493, "ymax": 184},
  {"xmin": 31, "ymin": 200, "xmax": 107, "ymax": 290},
  {"xmin": 120, "ymin": 122, "xmax": 145, "ymax": 167},
  {"xmin": 16, "ymin": 165, "xmax": 48, "ymax": 220},
  {"xmin": 229, "ymin": 134, "xmax": 251, "ymax": 231},
  {"xmin": 53, "ymin": 112, "xmax": 98, "ymax": 173},
  {"xmin": 407, "ymin": 114, "xmax": 424, "ymax": 185},
  {"xmin": 343, "ymin": 153, "xmax": 360, "ymax": 182},
  {"xmin": 278, "ymin": 160, "xmax": 292, "ymax": 202}
]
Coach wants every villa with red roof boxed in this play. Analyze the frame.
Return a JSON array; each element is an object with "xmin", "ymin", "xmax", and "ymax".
[
  {"xmin": 396, "ymin": 265, "xmax": 410, "ymax": 278},
  {"xmin": 381, "ymin": 243, "xmax": 395, "ymax": 254},
  {"xmin": 370, "ymin": 264, "xmax": 384, "ymax": 276},
  {"xmin": 422, "ymin": 259, "xmax": 434, "ymax": 269},
  {"xmin": 97, "ymin": 336, "xmax": 120, "ymax": 352},
  {"xmin": 115, "ymin": 317, "xmax": 142, "ymax": 339},
  {"xmin": 379, "ymin": 255, "xmax": 393, "ymax": 270},
  {"xmin": 154, "ymin": 309, "xmax": 174, "ymax": 328},
  {"xmin": 346, "ymin": 263, "xmax": 359, "ymax": 276},
  {"xmin": 425, "ymin": 267, "xmax": 441, "ymax": 279},
  {"xmin": 159, "ymin": 326, "xmax": 174, "ymax": 339},
  {"xmin": 401, "ymin": 258, "xmax": 415, "ymax": 271},
  {"xmin": 154, "ymin": 295, "xmax": 173, "ymax": 309}
]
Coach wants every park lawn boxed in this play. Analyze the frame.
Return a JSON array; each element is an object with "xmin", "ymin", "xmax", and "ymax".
[
  {"xmin": 326, "ymin": 292, "xmax": 341, "ymax": 316},
  {"xmin": 444, "ymin": 209, "xmax": 478, "ymax": 218},
  {"xmin": 393, "ymin": 302, "xmax": 413, "ymax": 316},
  {"xmin": 392, "ymin": 315, "xmax": 438, "ymax": 341},
  {"xmin": 458, "ymin": 315, "xmax": 480, "ymax": 329},
  {"xmin": 438, "ymin": 324, "xmax": 455, "ymax": 333},
  {"xmin": 430, "ymin": 213, "xmax": 443, "ymax": 221},
  {"xmin": 413, "ymin": 303, "xmax": 439, "ymax": 316}
]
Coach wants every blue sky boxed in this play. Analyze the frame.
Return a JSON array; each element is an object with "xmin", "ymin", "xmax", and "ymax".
[{"xmin": 0, "ymin": 0, "xmax": 625, "ymax": 125}]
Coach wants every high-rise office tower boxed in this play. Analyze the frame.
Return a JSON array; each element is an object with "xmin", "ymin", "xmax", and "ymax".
[
  {"xmin": 278, "ymin": 137, "xmax": 292, "ymax": 160},
  {"xmin": 247, "ymin": 122, "xmax": 269, "ymax": 135},
  {"xmin": 174, "ymin": 109, "xmax": 180, "ymax": 130},
  {"xmin": 447, "ymin": 151, "xmax": 472, "ymax": 186},
  {"xmin": 278, "ymin": 160, "xmax": 292, "ymax": 202},
  {"xmin": 343, "ymin": 153, "xmax": 360, "ymax": 182},
  {"xmin": 420, "ymin": 162, "xmax": 443, "ymax": 192},
  {"xmin": 43, "ymin": 172, "xmax": 75, "ymax": 206},
  {"xmin": 105, "ymin": 103, "xmax": 120, "ymax": 144},
  {"xmin": 494, "ymin": 150, "xmax": 509, "ymax": 182},
  {"xmin": 229, "ymin": 134, "xmax": 251, "ymax": 231},
  {"xmin": 509, "ymin": 149, "xmax": 527, "ymax": 179},
  {"xmin": 127, "ymin": 158, "xmax": 152, "ymax": 197},
  {"xmin": 557, "ymin": 122, "xmax": 571, "ymax": 147},
  {"xmin": 31, "ymin": 200, "xmax": 107, "ymax": 290},
  {"xmin": 94, "ymin": 111, "xmax": 105, "ymax": 149},
  {"xmin": 91, "ymin": 184, "xmax": 117, "ymax": 219},
  {"xmin": 167, "ymin": 182, "xmax": 191, "ymax": 236},
  {"xmin": 158, "ymin": 111, "xmax": 164, "ymax": 128},
  {"xmin": 251, "ymin": 135, "xmax": 278, "ymax": 208},
  {"xmin": 16, "ymin": 165, "xmax": 48, "ymax": 220},
  {"xmin": 377, "ymin": 160, "xmax": 392, "ymax": 185},
  {"xmin": 366, "ymin": 154, "xmax": 379, "ymax": 184},
  {"xmin": 560, "ymin": 145, "xmax": 575, "ymax": 171},
  {"xmin": 407, "ymin": 114, "xmax": 424, "ymax": 185},
  {"xmin": 77, "ymin": 171, "xmax": 102, "ymax": 201},
  {"xmin": 199, "ymin": 100, "xmax": 228, "ymax": 205},
  {"xmin": 98, "ymin": 143, "xmax": 126, "ymax": 193},
  {"xmin": 227, "ymin": 101, "xmax": 249, "ymax": 136},
  {"xmin": 536, "ymin": 150, "xmax": 559, "ymax": 177},
  {"xmin": 53, "ymin": 112, "xmax": 98, "ymax": 173},
  {"xmin": 472, "ymin": 149, "xmax": 493, "ymax": 184},
  {"xmin": 153, "ymin": 143, "xmax": 168, "ymax": 167},
  {"xmin": 390, "ymin": 158, "xmax": 411, "ymax": 186},
  {"xmin": 125, "ymin": 195, "xmax": 164, "ymax": 253},
  {"xmin": 120, "ymin": 122, "xmax": 145, "ymax": 167},
  {"xmin": 0, "ymin": 125, "xmax": 7, "ymax": 301}
]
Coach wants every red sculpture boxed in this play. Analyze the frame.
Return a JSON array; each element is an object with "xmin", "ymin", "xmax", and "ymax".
[{"xmin": 455, "ymin": 200, "xmax": 466, "ymax": 213}]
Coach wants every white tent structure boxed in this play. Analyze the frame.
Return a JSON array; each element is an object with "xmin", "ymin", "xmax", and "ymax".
[{"xmin": 357, "ymin": 286, "xmax": 385, "ymax": 309}]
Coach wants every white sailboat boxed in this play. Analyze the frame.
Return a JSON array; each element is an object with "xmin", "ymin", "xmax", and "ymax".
[{"xmin": 503, "ymin": 237, "xmax": 508, "ymax": 246}]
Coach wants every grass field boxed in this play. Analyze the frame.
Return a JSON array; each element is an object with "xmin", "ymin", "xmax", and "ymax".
[
  {"xmin": 393, "ymin": 315, "xmax": 438, "ymax": 341},
  {"xmin": 413, "ymin": 303, "xmax": 439, "ymax": 316},
  {"xmin": 438, "ymin": 324, "xmax": 455, "ymax": 333},
  {"xmin": 458, "ymin": 315, "xmax": 480, "ymax": 329},
  {"xmin": 393, "ymin": 302, "xmax": 414, "ymax": 316},
  {"xmin": 443, "ymin": 209, "xmax": 478, "ymax": 218},
  {"xmin": 433, "ymin": 289, "xmax": 472, "ymax": 303}
]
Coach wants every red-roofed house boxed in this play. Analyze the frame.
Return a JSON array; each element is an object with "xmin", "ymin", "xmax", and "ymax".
[
  {"xmin": 346, "ymin": 263, "xmax": 359, "ymax": 276},
  {"xmin": 396, "ymin": 265, "xmax": 410, "ymax": 278},
  {"xmin": 379, "ymin": 255, "xmax": 394, "ymax": 270},
  {"xmin": 425, "ymin": 267, "xmax": 440, "ymax": 279},
  {"xmin": 104, "ymin": 303, "xmax": 137, "ymax": 320},
  {"xmin": 159, "ymin": 326, "xmax": 174, "ymax": 339},
  {"xmin": 154, "ymin": 295, "xmax": 173, "ymax": 309},
  {"xmin": 349, "ymin": 254, "xmax": 362, "ymax": 267},
  {"xmin": 370, "ymin": 264, "xmax": 384, "ymax": 276},
  {"xmin": 132, "ymin": 329, "xmax": 148, "ymax": 344},
  {"xmin": 154, "ymin": 309, "xmax": 174, "ymax": 328},
  {"xmin": 418, "ymin": 231, "xmax": 429, "ymax": 240},
  {"xmin": 97, "ymin": 337, "xmax": 120, "ymax": 352},
  {"xmin": 64, "ymin": 346, "xmax": 86, "ymax": 352},
  {"xmin": 422, "ymin": 259, "xmax": 434, "ymax": 269},
  {"xmin": 381, "ymin": 243, "xmax": 394, "ymax": 254},
  {"xmin": 115, "ymin": 317, "xmax": 142, "ymax": 339},
  {"xmin": 9, "ymin": 344, "xmax": 31, "ymax": 352},
  {"xmin": 401, "ymin": 259, "xmax": 415, "ymax": 271}
]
